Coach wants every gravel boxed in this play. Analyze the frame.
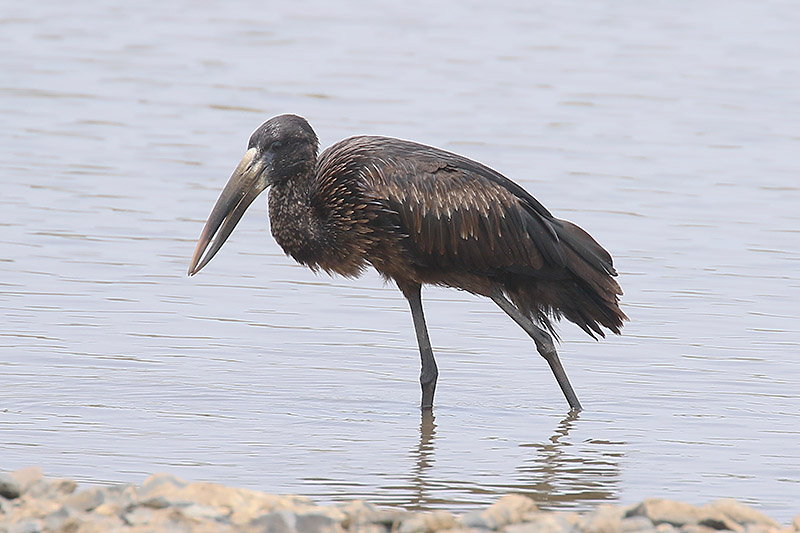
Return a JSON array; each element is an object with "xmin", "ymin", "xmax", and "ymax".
[{"xmin": 0, "ymin": 468, "xmax": 796, "ymax": 533}]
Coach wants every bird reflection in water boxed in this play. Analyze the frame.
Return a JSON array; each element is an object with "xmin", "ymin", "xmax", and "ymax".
[
  {"xmin": 406, "ymin": 409, "xmax": 438, "ymax": 511},
  {"xmin": 514, "ymin": 414, "xmax": 623, "ymax": 510},
  {"xmin": 403, "ymin": 411, "xmax": 623, "ymax": 512}
]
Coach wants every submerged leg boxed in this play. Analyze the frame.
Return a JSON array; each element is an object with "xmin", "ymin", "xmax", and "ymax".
[
  {"xmin": 398, "ymin": 281, "xmax": 438, "ymax": 409},
  {"xmin": 490, "ymin": 289, "xmax": 583, "ymax": 412}
]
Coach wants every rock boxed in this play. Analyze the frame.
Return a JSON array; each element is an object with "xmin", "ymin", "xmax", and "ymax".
[
  {"xmin": 139, "ymin": 472, "xmax": 188, "ymax": 495},
  {"xmin": 134, "ymin": 473, "xmax": 189, "ymax": 507},
  {"xmin": 296, "ymin": 511, "xmax": 345, "ymax": 533},
  {"xmin": 123, "ymin": 506, "xmax": 156, "ymax": 527},
  {"xmin": 460, "ymin": 509, "xmax": 489, "ymax": 528},
  {"xmin": 397, "ymin": 515, "xmax": 428, "ymax": 533},
  {"xmin": 63, "ymin": 486, "xmax": 106, "ymax": 513},
  {"xmin": 626, "ymin": 499, "xmax": 701, "ymax": 527},
  {"xmin": 8, "ymin": 520, "xmax": 43, "ymax": 533},
  {"xmin": 342, "ymin": 525, "xmax": 388, "ymax": 533},
  {"xmin": 8, "ymin": 496, "xmax": 62, "ymax": 522},
  {"xmin": 1, "ymin": 470, "xmax": 794, "ymax": 533},
  {"xmin": 697, "ymin": 511, "xmax": 742, "ymax": 532},
  {"xmin": 41, "ymin": 506, "xmax": 73, "ymax": 532},
  {"xmin": 304, "ymin": 506, "xmax": 348, "ymax": 524},
  {"xmin": 139, "ymin": 495, "xmax": 172, "ymax": 509},
  {"xmin": 338, "ymin": 500, "xmax": 406, "ymax": 529},
  {"xmin": 681, "ymin": 526, "xmax": 725, "ymax": 533},
  {"xmin": 742, "ymin": 526, "xmax": 778, "ymax": 533},
  {"xmin": 23, "ymin": 478, "xmax": 77, "ymax": 499},
  {"xmin": 93, "ymin": 501, "xmax": 124, "ymax": 517},
  {"xmin": 135, "ymin": 476, "xmax": 313, "ymax": 527},
  {"xmin": 62, "ymin": 515, "xmax": 127, "ymax": 533},
  {"xmin": 461, "ymin": 494, "xmax": 537, "ymax": 529},
  {"xmin": 582, "ymin": 504, "xmax": 625, "ymax": 533},
  {"xmin": 0, "ymin": 473, "xmax": 22, "ymax": 499},
  {"xmin": 503, "ymin": 513, "xmax": 571, "ymax": 533},
  {"xmin": 87, "ymin": 483, "xmax": 138, "ymax": 517},
  {"xmin": 620, "ymin": 515, "xmax": 655, "ymax": 532},
  {"xmin": 180, "ymin": 502, "xmax": 230, "ymax": 522},
  {"xmin": 703, "ymin": 499, "xmax": 780, "ymax": 530},
  {"xmin": 249, "ymin": 509, "xmax": 299, "ymax": 533},
  {"xmin": 560, "ymin": 512, "xmax": 584, "ymax": 530},
  {"xmin": 398, "ymin": 510, "xmax": 456, "ymax": 533},
  {"xmin": 10, "ymin": 467, "xmax": 43, "ymax": 494},
  {"xmin": 338, "ymin": 500, "xmax": 378, "ymax": 521}
]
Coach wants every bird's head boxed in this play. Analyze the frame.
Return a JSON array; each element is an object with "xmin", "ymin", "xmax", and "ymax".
[{"xmin": 188, "ymin": 114, "xmax": 319, "ymax": 276}]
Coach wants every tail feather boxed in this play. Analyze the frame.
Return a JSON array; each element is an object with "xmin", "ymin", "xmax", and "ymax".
[{"xmin": 505, "ymin": 218, "xmax": 626, "ymax": 339}]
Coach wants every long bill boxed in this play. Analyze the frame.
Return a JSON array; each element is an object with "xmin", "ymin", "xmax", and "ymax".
[{"xmin": 188, "ymin": 148, "xmax": 267, "ymax": 276}]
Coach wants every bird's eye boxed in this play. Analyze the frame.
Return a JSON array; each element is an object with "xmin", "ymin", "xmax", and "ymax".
[{"xmin": 268, "ymin": 140, "xmax": 283, "ymax": 152}]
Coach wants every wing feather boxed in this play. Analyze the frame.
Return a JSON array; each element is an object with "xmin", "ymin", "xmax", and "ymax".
[
  {"xmin": 317, "ymin": 134, "xmax": 617, "ymax": 282},
  {"xmin": 315, "ymin": 135, "xmax": 625, "ymax": 336},
  {"xmin": 337, "ymin": 137, "xmax": 556, "ymax": 272}
]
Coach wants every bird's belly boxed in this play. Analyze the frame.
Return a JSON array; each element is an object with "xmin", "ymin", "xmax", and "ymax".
[{"xmin": 370, "ymin": 255, "xmax": 497, "ymax": 297}]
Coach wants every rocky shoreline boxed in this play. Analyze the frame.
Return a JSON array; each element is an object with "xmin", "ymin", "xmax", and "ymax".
[{"xmin": 1, "ymin": 468, "xmax": 797, "ymax": 533}]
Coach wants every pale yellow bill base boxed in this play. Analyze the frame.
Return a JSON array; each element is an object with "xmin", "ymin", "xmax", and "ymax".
[{"xmin": 188, "ymin": 148, "xmax": 267, "ymax": 276}]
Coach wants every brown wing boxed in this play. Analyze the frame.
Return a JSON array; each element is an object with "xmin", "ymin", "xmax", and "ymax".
[
  {"xmin": 316, "ymin": 135, "xmax": 624, "ymax": 337},
  {"xmin": 334, "ymin": 136, "xmax": 564, "ymax": 272}
]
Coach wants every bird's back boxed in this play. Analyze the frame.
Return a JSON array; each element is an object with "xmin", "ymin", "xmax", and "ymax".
[{"xmin": 313, "ymin": 136, "xmax": 626, "ymax": 337}]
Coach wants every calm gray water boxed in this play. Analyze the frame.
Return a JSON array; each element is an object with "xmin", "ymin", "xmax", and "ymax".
[{"xmin": 2, "ymin": 0, "xmax": 799, "ymax": 523}]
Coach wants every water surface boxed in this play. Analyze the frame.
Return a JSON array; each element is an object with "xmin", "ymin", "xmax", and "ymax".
[{"xmin": 1, "ymin": 0, "xmax": 799, "ymax": 523}]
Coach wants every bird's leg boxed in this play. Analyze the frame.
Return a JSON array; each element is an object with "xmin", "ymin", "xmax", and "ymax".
[
  {"xmin": 398, "ymin": 281, "xmax": 438, "ymax": 409},
  {"xmin": 490, "ymin": 289, "xmax": 583, "ymax": 412}
]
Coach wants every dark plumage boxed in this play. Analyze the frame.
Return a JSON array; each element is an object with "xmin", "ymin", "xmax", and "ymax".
[{"xmin": 189, "ymin": 114, "xmax": 626, "ymax": 412}]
